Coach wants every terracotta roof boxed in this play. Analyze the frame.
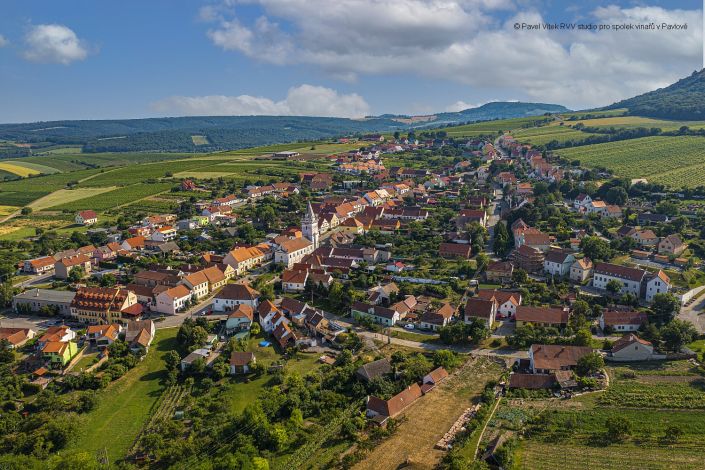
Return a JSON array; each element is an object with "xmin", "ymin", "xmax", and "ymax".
[
  {"xmin": 42, "ymin": 341, "xmax": 68, "ymax": 354},
  {"xmin": 228, "ymin": 304, "xmax": 254, "ymax": 321},
  {"xmin": 464, "ymin": 297, "xmax": 495, "ymax": 320},
  {"xmin": 279, "ymin": 237, "xmax": 313, "ymax": 253},
  {"xmin": 58, "ymin": 254, "xmax": 91, "ymax": 267},
  {"xmin": 230, "ymin": 351, "xmax": 255, "ymax": 367},
  {"xmin": 367, "ymin": 383, "xmax": 423, "ymax": 418},
  {"xmin": 530, "ymin": 344, "xmax": 593, "ymax": 371},
  {"xmin": 78, "ymin": 210, "xmax": 97, "ymax": 219},
  {"xmin": 611, "ymin": 333, "xmax": 653, "ymax": 353},
  {"xmin": 227, "ymin": 246, "xmax": 265, "ymax": 263},
  {"xmin": 216, "ymin": 283, "xmax": 260, "ymax": 301},
  {"xmin": 487, "ymin": 260, "xmax": 513, "ymax": 273},
  {"xmin": 602, "ymin": 310, "xmax": 648, "ymax": 326},
  {"xmin": 424, "ymin": 367, "xmax": 448, "ymax": 384},
  {"xmin": 544, "ymin": 249, "xmax": 573, "ymax": 264},
  {"xmin": 516, "ymin": 306, "xmax": 569, "ymax": 325},
  {"xmin": 477, "ymin": 289, "xmax": 520, "ymax": 306},
  {"xmin": 161, "ymin": 285, "xmax": 191, "ymax": 300},
  {"xmin": 508, "ymin": 373, "xmax": 556, "ymax": 389},
  {"xmin": 282, "ymin": 270, "xmax": 308, "ymax": 284},
  {"xmin": 573, "ymin": 258, "xmax": 593, "ymax": 270},
  {"xmin": 184, "ymin": 271, "xmax": 208, "ymax": 286}
]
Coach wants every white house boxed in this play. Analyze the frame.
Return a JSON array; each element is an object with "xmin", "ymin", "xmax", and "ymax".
[
  {"xmin": 274, "ymin": 238, "xmax": 314, "ymax": 268},
  {"xmin": 599, "ymin": 310, "xmax": 648, "ymax": 332},
  {"xmin": 230, "ymin": 351, "xmax": 256, "ymax": 374},
  {"xmin": 281, "ymin": 270, "xmax": 308, "ymax": 292},
  {"xmin": 570, "ymin": 258, "xmax": 593, "ymax": 283},
  {"xmin": 213, "ymin": 283, "xmax": 260, "ymax": 312},
  {"xmin": 543, "ymin": 249, "xmax": 575, "ymax": 278},
  {"xmin": 573, "ymin": 194, "xmax": 592, "ymax": 211},
  {"xmin": 180, "ymin": 271, "xmax": 209, "ymax": 300},
  {"xmin": 592, "ymin": 262, "xmax": 645, "ymax": 297},
  {"xmin": 609, "ymin": 334, "xmax": 664, "ymax": 362},
  {"xmin": 644, "ymin": 271, "xmax": 671, "ymax": 302},
  {"xmin": 75, "ymin": 210, "xmax": 98, "ymax": 226},
  {"xmin": 150, "ymin": 226, "xmax": 177, "ymax": 242},
  {"xmin": 154, "ymin": 285, "xmax": 192, "ymax": 315}
]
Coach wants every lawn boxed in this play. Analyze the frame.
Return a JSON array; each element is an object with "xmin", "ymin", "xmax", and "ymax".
[{"xmin": 70, "ymin": 327, "xmax": 178, "ymax": 463}]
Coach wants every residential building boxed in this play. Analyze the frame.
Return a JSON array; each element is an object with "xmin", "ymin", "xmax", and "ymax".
[
  {"xmin": 543, "ymin": 249, "xmax": 575, "ymax": 277},
  {"xmin": 181, "ymin": 271, "xmax": 209, "ymax": 299},
  {"xmin": 485, "ymin": 261, "xmax": 514, "ymax": 284},
  {"xmin": 0, "ymin": 327, "xmax": 36, "ymax": 349},
  {"xmin": 510, "ymin": 245, "xmax": 545, "ymax": 273},
  {"xmin": 230, "ymin": 351, "xmax": 255, "ymax": 374},
  {"xmin": 55, "ymin": 255, "xmax": 92, "ymax": 280},
  {"xmin": 420, "ymin": 303, "xmax": 455, "ymax": 331},
  {"xmin": 366, "ymin": 384, "xmax": 423, "ymax": 424},
  {"xmin": 529, "ymin": 344, "xmax": 593, "ymax": 374},
  {"xmin": 658, "ymin": 234, "xmax": 687, "ymax": 256},
  {"xmin": 570, "ymin": 258, "xmax": 593, "ymax": 283},
  {"xmin": 125, "ymin": 320, "xmax": 155, "ymax": 353},
  {"xmin": 86, "ymin": 324, "xmax": 121, "ymax": 347},
  {"xmin": 464, "ymin": 297, "xmax": 497, "ymax": 328},
  {"xmin": 22, "ymin": 256, "xmax": 55, "ymax": 274},
  {"xmin": 75, "ymin": 210, "xmax": 98, "ymax": 226},
  {"xmin": 225, "ymin": 305, "xmax": 254, "ymax": 335},
  {"xmin": 223, "ymin": 246, "xmax": 266, "ymax": 275},
  {"xmin": 154, "ymin": 285, "xmax": 192, "ymax": 315},
  {"xmin": 275, "ymin": 237, "xmax": 314, "ymax": 268},
  {"xmin": 42, "ymin": 340, "xmax": 78, "ymax": 367},
  {"xmin": 515, "ymin": 306, "xmax": 570, "ymax": 329},
  {"xmin": 70, "ymin": 287, "xmax": 140, "ymax": 324},
  {"xmin": 13, "ymin": 289, "xmax": 75, "ymax": 316},
  {"xmin": 592, "ymin": 262, "xmax": 646, "ymax": 297},
  {"xmin": 351, "ymin": 301, "xmax": 400, "ymax": 326},
  {"xmin": 213, "ymin": 283, "xmax": 260, "ymax": 311},
  {"xmin": 439, "ymin": 242, "xmax": 472, "ymax": 259},
  {"xmin": 356, "ymin": 358, "xmax": 392, "ymax": 382},
  {"xmin": 282, "ymin": 269, "xmax": 308, "ymax": 292},
  {"xmin": 476, "ymin": 290, "xmax": 522, "ymax": 318},
  {"xmin": 609, "ymin": 334, "xmax": 663, "ymax": 361},
  {"xmin": 599, "ymin": 310, "xmax": 648, "ymax": 332}
]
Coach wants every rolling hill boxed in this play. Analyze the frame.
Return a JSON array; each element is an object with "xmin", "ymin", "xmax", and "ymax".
[
  {"xmin": 602, "ymin": 69, "xmax": 705, "ymax": 120},
  {"xmin": 0, "ymin": 101, "xmax": 570, "ymax": 154}
]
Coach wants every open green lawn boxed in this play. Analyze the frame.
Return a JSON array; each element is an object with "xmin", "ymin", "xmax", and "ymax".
[
  {"xmin": 70, "ymin": 327, "xmax": 178, "ymax": 463},
  {"xmin": 557, "ymin": 136, "xmax": 705, "ymax": 188}
]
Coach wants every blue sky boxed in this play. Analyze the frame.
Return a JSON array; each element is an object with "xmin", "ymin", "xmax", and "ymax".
[{"xmin": 0, "ymin": 0, "xmax": 702, "ymax": 123}]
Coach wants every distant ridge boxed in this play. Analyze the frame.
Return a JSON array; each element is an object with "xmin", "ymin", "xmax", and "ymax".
[{"xmin": 602, "ymin": 69, "xmax": 705, "ymax": 120}]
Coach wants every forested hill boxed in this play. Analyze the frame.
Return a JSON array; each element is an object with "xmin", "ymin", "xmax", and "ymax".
[
  {"xmin": 0, "ymin": 116, "xmax": 404, "ymax": 153},
  {"xmin": 602, "ymin": 69, "xmax": 705, "ymax": 120},
  {"xmin": 0, "ymin": 101, "xmax": 570, "ymax": 153}
]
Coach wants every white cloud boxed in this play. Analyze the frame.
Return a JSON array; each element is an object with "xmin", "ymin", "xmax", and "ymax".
[
  {"xmin": 446, "ymin": 100, "xmax": 486, "ymax": 112},
  {"xmin": 23, "ymin": 24, "xmax": 88, "ymax": 65},
  {"xmin": 151, "ymin": 84, "xmax": 371, "ymax": 118},
  {"xmin": 0, "ymin": 35, "xmax": 8, "ymax": 47},
  {"xmin": 202, "ymin": 1, "xmax": 703, "ymax": 108}
]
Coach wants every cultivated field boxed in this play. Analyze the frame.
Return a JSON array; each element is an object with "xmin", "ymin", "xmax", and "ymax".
[
  {"xmin": 556, "ymin": 136, "xmax": 705, "ymax": 188},
  {"xmin": 562, "ymin": 116, "xmax": 705, "ymax": 131},
  {"xmin": 0, "ymin": 162, "xmax": 41, "ymax": 177},
  {"xmin": 494, "ymin": 361, "xmax": 705, "ymax": 470},
  {"xmin": 49, "ymin": 183, "xmax": 174, "ymax": 211},
  {"xmin": 27, "ymin": 186, "xmax": 118, "ymax": 210},
  {"xmin": 353, "ymin": 356, "xmax": 503, "ymax": 470},
  {"xmin": 511, "ymin": 125, "xmax": 595, "ymax": 146},
  {"xmin": 439, "ymin": 117, "xmax": 552, "ymax": 138}
]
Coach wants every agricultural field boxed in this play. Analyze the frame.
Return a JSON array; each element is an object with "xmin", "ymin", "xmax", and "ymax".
[
  {"xmin": 27, "ymin": 186, "xmax": 118, "ymax": 211},
  {"xmin": 560, "ymin": 108, "xmax": 628, "ymax": 119},
  {"xmin": 438, "ymin": 116, "xmax": 554, "ymax": 138},
  {"xmin": 560, "ymin": 116, "xmax": 705, "ymax": 132},
  {"xmin": 191, "ymin": 135, "xmax": 210, "ymax": 145},
  {"xmin": 0, "ymin": 162, "xmax": 41, "ymax": 177},
  {"xmin": 510, "ymin": 125, "xmax": 595, "ymax": 146},
  {"xmin": 556, "ymin": 136, "xmax": 705, "ymax": 188},
  {"xmin": 49, "ymin": 182, "xmax": 174, "ymax": 211},
  {"xmin": 492, "ymin": 361, "xmax": 705, "ymax": 470}
]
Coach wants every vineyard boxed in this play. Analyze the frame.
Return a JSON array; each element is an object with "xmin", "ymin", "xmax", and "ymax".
[
  {"xmin": 49, "ymin": 183, "xmax": 174, "ymax": 211},
  {"xmin": 562, "ymin": 115, "xmax": 705, "ymax": 131},
  {"xmin": 494, "ymin": 361, "xmax": 705, "ymax": 469},
  {"xmin": 556, "ymin": 136, "xmax": 705, "ymax": 188},
  {"xmin": 438, "ymin": 116, "xmax": 552, "ymax": 138},
  {"xmin": 510, "ymin": 125, "xmax": 595, "ymax": 146}
]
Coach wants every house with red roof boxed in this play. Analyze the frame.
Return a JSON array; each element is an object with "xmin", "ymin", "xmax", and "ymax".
[{"xmin": 75, "ymin": 210, "xmax": 98, "ymax": 226}]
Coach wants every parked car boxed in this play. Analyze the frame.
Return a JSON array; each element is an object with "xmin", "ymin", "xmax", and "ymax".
[{"xmin": 404, "ymin": 324, "xmax": 415, "ymax": 330}]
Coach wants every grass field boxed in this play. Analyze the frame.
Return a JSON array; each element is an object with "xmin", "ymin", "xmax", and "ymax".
[
  {"xmin": 0, "ymin": 205, "xmax": 18, "ymax": 217},
  {"xmin": 49, "ymin": 182, "xmax": 174, "ymax": 211},
  {"xmin": 497, "ymin": 361, "xmax": 705, "ymax": 470},
  {"xmin": 556, "ymin": 136, "xmax": 705, "ymax": 188},
  {"xmin": 191, "ymin": 135, "xmax": 210, "ymax": 145},
  {"xmin": 27, "ymin": 186, "xmax": 118, "ymax": 210},
  {"xmin": 71, "ymin": 327, "xmax": 178, "ymax": 463}
]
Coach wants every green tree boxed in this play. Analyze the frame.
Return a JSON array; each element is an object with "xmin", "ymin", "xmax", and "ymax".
[
  {"xmin": 432, "ymin": 349, "xmax": 460, "ymax": 370},
  {"xmin": 68, "ymin": 265, "xmax": 86, "ymax": 282},
  {"xmin": 576, "ymin": 352, "xmax": 604, "ymax": 376},
  {"xmin": 660, "ymin": 319, "xmax": 697, "ymax": 352},
  {"xmin": 580, "ymin": 236, "xmax": 612, "ymax": 262},
  {"xmin": 605, "ymin": 416, "xmax": 631, "ymax": 442},
  {"xmin": 164, "ymin": 350, "xmax": 181, "ymax": 371},
  {"xmin": 606, "ymin": 279, "xmax": 623, "ymax": 295},
  {"xmin": 573, "ymin": 329, "xmax": 593, "ymax": 347},
  {"xmin": 650, "ymin": 293, "xmax": 680, "ymax": 324},
  {"xmin": 492, "ymin": 222, "xmax": 511, "ymax": 257}
]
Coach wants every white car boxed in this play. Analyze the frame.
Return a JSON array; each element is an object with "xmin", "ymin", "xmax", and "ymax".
[{"xmin": 404, "ymin": 324, "xmax": 415, "ymax": 330}]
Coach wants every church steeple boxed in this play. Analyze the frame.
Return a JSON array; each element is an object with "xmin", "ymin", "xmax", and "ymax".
[{"xmin": 302, "ymin": 201, "xmax": 319, "ymax": 249}]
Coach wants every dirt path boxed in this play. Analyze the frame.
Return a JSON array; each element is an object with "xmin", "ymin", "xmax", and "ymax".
[{"xmin": 353, "ymin": 357, "xmax": 503, "ymax": 470}]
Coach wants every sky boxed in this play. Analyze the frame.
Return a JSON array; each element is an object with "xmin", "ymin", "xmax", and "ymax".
[{"xmin": 0, "ymin": 0, "xmax": 702, "ymax": 123}]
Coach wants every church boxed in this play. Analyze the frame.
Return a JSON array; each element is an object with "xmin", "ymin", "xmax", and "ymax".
[{"xmin": 273, "ymin": 202, "xmax": 319, "ymax": 268}]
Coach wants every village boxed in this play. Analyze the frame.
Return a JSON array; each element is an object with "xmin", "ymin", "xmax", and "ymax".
[{"xmin": 1, "ymin": 129, "xmax": 704, "ymax": 468}]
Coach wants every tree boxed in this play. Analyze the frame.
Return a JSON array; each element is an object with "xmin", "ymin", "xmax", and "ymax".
[
  {"xmin": 662, "ymin": 425, "xmax": 684, "ymax": 444},
  {"xmin": 580, "ymin": 236, "xmax": 612, "ymax": 262},
  {"xmin": 475, "ymin": 253, "xmax": 490, "ymax": 273},
  {"xmin": 660, "ymin": 319, "xmax": 697, "ymax": 352},
  {"xmin": 576, "ymin": 352, "xmax": 604, "ymax": 376},
  {"xmin": 99, "ymin": 273, "xmax": 117, "ymax": 287},
  {"xmin": 21, "ymin": 207, "xmax": 32, "ymax": 215},
  {"xmin": 605, "ymin": 187, "xmax": 628, "ymax": 205},
  {"xmin": 573, "ymin": 329, "xmax": 593, "ymax": 347},
  {"xmin": 250, "ymin": 322, "xmax": 261, "ymax": 336},
  {"xmin": 606, "ymin": 279, "xmax": 623, "ymax": 295},
  {"xmin": 512, "ymin": 268, "xmax": 528, "ymax": 284},
  {"xmin": 432, "ymin": 349, "xmax": 460, "ymax": 370},
  {"xmin": 605, "ymin": 416, "xmax": 631, "ymax": 442},
  {"xmin": 68, "ymin": 265, "xmax": 86, "ymax": 283},
  {"xmin": 164, "ymin": 350, "xmax": 181, "ymax": 371},
  {"xmin": 650, "ymin": 293, "xmax": 680, "ymax": 324},
  {"xmin": 492, "ymin": 222, "xmax": 511, "ymax": 257}
]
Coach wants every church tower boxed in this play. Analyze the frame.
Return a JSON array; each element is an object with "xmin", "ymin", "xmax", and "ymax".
[{"xmin": 302, "ymin": 201, "xmax": 319, "ymax": 249}]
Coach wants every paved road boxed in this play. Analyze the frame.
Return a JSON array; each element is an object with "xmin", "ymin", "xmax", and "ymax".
[
  {"xmin": 679, "ymin": 296, "xmax": 705, "ymax": 333},
  {"xmin": 13, "ymin": 273, "xmax": 53, "ymax": 289}
]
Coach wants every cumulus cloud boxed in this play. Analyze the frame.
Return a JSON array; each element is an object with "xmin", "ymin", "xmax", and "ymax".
[
  {"xmin": 23, "ymin": 24, "xmax": 88, "ymax": 64},
  {"xmin": 151, "ymin": 84, "xmax": 371, "ymax": 118},
  {"xmin": 0, "ymin": 35, "xmax": 8, "ymax": 47},
  {"xmin": 446, "ymin": 100, "xmax": 486, "ymax": 112},
  {"xmin": 202, "ymin": 1, "xmax": 703, "ymax": 108}
]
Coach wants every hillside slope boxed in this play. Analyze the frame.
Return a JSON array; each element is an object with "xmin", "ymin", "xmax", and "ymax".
[{"xmin": 603, "ymin": 69, "xmax": 705, "ymax": 120}]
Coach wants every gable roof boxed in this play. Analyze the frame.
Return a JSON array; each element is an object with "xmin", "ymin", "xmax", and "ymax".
[
  {"xmin": 230, "ymin": 351, "xmax": 255, "ymax": 366},
  {"xmin": 367, "ymin": 383, "xmax": 423, "ymax": 418},
  {"xmin": 464, "ymin": 297, "xmax": 495, "ymax": 319},
  {"xmin": 216, "ymin": 283, "xmax": 260, "ymax": 301},
  {"xmin": 593, "ymin": 262, "xmax": 646, "ymax": 282},
  {"xmin": 516, "ymin": 306, "xmax": 569, "ymax": 325},
  {"xmin": 356, "ymin": 358, "xmax": 392, "ymax": 382},
  {"xmin": 530, "ymin": 344, "xmax": 593, "ymax": 370},
  {"xmin": 611, "ymin": 333, "xmax": 653, "ymax": 353},
  {"xmin": 601, "ymin": 310, "xmax": 648, "ymax": 326}
]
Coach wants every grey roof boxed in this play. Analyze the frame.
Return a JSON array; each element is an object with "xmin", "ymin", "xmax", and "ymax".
[
  {"xmin": 356, "ymin": 358, "xmax": 392, "ymax": 382},
  {"xmin": 14, "ymin": 289, "xmax": 75, "ymax": 303}
]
